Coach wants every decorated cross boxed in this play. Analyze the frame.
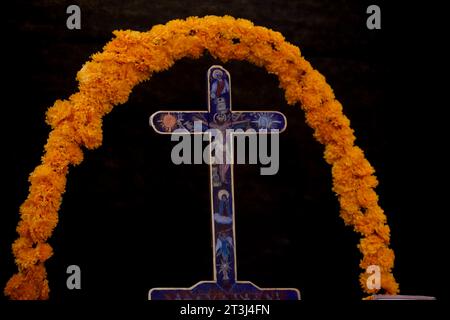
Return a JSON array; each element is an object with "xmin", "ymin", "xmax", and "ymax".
[{"xmin": 148, "ymin": 65, "xmax": 300, "ymax": 300}]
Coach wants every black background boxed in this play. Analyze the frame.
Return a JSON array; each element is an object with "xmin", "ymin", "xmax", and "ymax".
[{"xmin": 0, "ymin": 0, "xmax": 445, "ymax": 308}]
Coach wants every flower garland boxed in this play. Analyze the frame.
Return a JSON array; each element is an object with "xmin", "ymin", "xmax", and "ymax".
[{"xmin": 5, "ymin": 15, "xmax": 399, "ymax": 300}]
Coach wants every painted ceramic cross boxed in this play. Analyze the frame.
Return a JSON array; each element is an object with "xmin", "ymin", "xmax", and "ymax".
[{"xmin": 149, "ymin": 65, "xmax": 300, "ymax": 300}]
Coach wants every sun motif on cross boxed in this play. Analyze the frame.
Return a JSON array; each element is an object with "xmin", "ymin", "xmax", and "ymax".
[
  {"xmin": 158, "ymin": 112, "xmax": 179, "ymax": 132},
  {"xmin": 251, "ymin": 112, "xmax": 282, "ymax": 130}
]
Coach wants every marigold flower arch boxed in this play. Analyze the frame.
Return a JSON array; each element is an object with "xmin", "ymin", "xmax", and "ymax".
[{"xmin": 5, "ymin": 15, "xmax": 399, "ymax": 300}]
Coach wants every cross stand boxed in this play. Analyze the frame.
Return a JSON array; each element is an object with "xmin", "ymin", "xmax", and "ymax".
[{"xmin": 148, "ymin": 65, "xmax": 300, "ymax": 300}]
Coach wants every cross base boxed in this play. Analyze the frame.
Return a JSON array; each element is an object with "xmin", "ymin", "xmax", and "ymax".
[{"xmin": 149, "ymin": 281, "xmax": 300, "ymax": 300}]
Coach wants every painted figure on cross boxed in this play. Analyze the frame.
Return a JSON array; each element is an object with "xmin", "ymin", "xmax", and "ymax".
[{"xmin": 210, "ymin": 69, "xmax": 229, "ymax": 99}]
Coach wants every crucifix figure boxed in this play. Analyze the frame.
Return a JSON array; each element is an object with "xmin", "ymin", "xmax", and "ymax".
[{"xmin": 149, "ymin": 65, "xmax": 300, "ymax": 300}]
